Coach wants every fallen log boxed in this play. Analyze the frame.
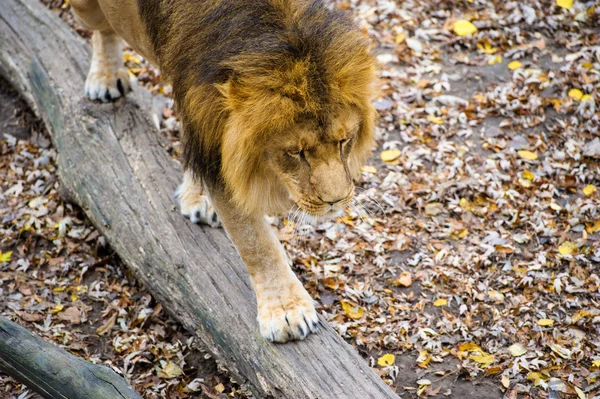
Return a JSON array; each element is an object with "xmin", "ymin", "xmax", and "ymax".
[
  {"xmin": 0, "ymin": 317, "xmax": 142, "ymax": 399},
  {"xmin": 0, "ymin": 1, "xmax": 399, "ymax": 398}
]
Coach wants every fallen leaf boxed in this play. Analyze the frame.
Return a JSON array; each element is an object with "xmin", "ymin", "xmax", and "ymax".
[
  {"xmin": 469, "ymin": 353, "xmax": 495, "ymax": 365},
  {"xmin": 425, "ymin": 203, "xmax": 443, "ymax": 216},
  {"xmin": 569, "ymin": 88, "xmax": 583, "ymax": 101},
  {"xmin": 586, "ymin": 221, "xmax": 600, "ymax": 234},
  {"xmin": 538, "ymin": 318, "xmax": 554, "ymax": 326},
  {"xmin": 380, "ymin": 150, "xmax": 401, "ymax": 163},
  {"xmin": 158, "ymin": 361, "xmax": 183, "ymax": 379},
  {"xmin": 57, "ymin": 307, "xmax": 81, "ymax": 324},
  {"xmin": 214, "ymin": 383, "xmax": 225, "ymax": 393},
  {"xmin": 50, "ymin": 304, "xmax": 64, "ymax": 314},
  {"xmin": 459, "ymin": 342, "xmax": 482, "ymax": 352},
  {"xmin": 488, "ymin": 55, "xmax": 502, "ymax": 65},
  {"xmin": 583, "ymin": 184, "xmax": 597, "ymax": 196},
  {"xmin": 558, "ymin": 241, "xmax": 575, "ymax": 255},
  {"xmin": 556, "ymin": 0, "xmax": 574, "ymax": 9},
  {"xmin": 377, "ymin": 353, "xmax": 395, "ymax": 366},
  {"xmin": 509, "ymin": 343, "xmax": 527, "ymax": 357},
  {"xmin": 517, "ymin": 150, "xmax": 538, "ymax": 160},
  {"xmin": 522, "ymin": 170, "xmax": 534, "ymax": 180},
  {"xmin": 433, "ymin": 298, "xmax": 447, "ymax": 307},
  {"xmin": 362, "ymin": 165, "xmax": 377, "ymax": 174},
  {"xmin": 396, "ymin": 271, "xmax": 413, "ymax": 287},
  {"xmin": 453, "ymin": 20, "xmax": 477, "ymax": 37},
  {"xmin": 0, "ymin": 251, "xmax": 12, "ymax": 263},
  {"xmin": 508, "ymin": 61, "xmax": 522, "ymax": 70},
  {"xmin": 581, "ymin": 94, "xmax": 593, "ymax": 101},
  {"xmin": 96, "ymin": 313, "xmax": 117, "ymax": 336},
  {"xmin": 341, "ymin": 301, "xmax": 365, "ymax": 319}
]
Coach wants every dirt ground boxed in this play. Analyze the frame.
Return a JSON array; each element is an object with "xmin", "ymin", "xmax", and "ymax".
[{"xmin": 2, "ymin": 1, "xmax": 600, "ymax": 399}]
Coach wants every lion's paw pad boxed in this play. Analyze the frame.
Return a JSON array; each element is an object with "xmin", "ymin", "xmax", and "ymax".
[
  {"xmin": 85, "ymin": 68, "xmax": 132, "ymax": 102},
  {"xmin": 258, "ymin": 297, "xmax": 319, "ymax": 343}
]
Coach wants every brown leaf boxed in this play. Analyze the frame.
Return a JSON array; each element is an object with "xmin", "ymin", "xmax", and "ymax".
[
  {"xmin": 57, "ymin": 306, "xmax": 81, "ymax": 324},
  {"xmin": 96, "ymin": 313, "xmax": 117, "ymax": 336}
]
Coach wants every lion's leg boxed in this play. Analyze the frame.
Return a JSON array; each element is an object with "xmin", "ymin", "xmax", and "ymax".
[
  {"xmin": 176, "ymin": 171, "xmax": 220, "ymax": 227},
  {"xmin": 71, "ymin": 0, "xmax": 132, "ymax": 102},
  {"xmin": 208, "ymin": 186, "xmax": 319, "ymax": 343}
]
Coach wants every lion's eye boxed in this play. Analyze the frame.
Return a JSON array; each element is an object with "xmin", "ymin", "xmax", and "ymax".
[{"xmin": 288, "ymin": 149, "xmax": 305, "ymax": 159}]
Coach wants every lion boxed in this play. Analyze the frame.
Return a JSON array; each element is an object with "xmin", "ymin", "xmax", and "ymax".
[{"xmin": 71, "ymin": 0, "xmax": 377, "ymax": 343}]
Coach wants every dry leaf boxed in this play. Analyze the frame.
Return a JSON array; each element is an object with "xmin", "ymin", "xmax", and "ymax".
[
  {"xmin": 433, "ymin": 298, "xmax": 447, "ymax": 307},
  {"xmin": 556, "ymin": 0, "xmax": 574, "ymax": 9},
  {"xmin": 569, "ymin": 88, "xmax": 583, "ymax": 101},
  {"xmin": 508, "ymin": 61, "xmax": 522, "ymax": 70},
  {"xmin": 583, "ymin": 184, "xmax": 597, "ymax": 196},
  {"xmin": 158, "ymin": 361, "xmax": 183, "ymax": 379},
  {"xmin": 57, "ymin": 307, "xmax": 81, "ymax": 324},
  {"xmin": 508, "ymin": 343, "xmax": 527, "ymax": 357},
  {"xmin": 558, "ymin": 241, "xmax": 575, "ymax": 255},
  {"xmin": 377, "ymin": 353, "xmax": 395, "ymax": 366},
  {"xmin": 453, "ymin": 20, "xmax": 477, "ymax": 36},
  {"xmin": 341, "ymin": 301, "xmax": 365, "ymax": 319},
  {"xmin": 396, "ymin": 271, "xmax": 413, "ymax": 287},
  {"xmin": 380, "ymin": 150, "xmax": 401, "ymax": 163},
  {"xmin": 425, "ymin": 203, "xmax": 443, "ymax": 216},
  {"xmin": 538, "ymin": 318, "xmax": 554, "ymax": 326},
  {"xmin": 96, "ymin": 313, "xmax": 117, "ymax": 336},
  {"xmin": 0, "ymin": 251, "xmax": 12, "ymax": 263},
  {"xmin": 517, "ymin": 150, "xmax": 538, "ymax": 161}
]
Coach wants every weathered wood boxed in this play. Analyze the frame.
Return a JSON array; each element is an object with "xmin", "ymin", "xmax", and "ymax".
[
  {"xmin": 0, "ymin": 317, "xmax": 142, "ymax": 399},
  {"xmin": 0, "ymin": 1, "xmax": 400, "ymax": 398}
]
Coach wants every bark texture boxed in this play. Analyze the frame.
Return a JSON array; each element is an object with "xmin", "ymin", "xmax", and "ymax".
[{"xmin": 0, "ymin": 1, "xmax": 399, "ymax": 398}]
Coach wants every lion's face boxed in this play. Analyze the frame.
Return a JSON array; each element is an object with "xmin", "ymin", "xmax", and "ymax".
[{"xmin": 264, "ymin": 110, "xmax": 362, "ymax": 218}]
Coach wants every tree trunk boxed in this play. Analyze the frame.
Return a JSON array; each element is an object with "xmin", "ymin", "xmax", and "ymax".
[
  {"xmin": 0, "ymin": 1, "xmax": 399, "ymax": 398},
  {"xmin": 0, "ymin": 317, "xmax": 142, "ymax": 399}
]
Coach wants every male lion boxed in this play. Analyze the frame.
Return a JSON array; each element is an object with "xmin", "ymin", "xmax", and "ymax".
[{"xmin": 71, "ymin": 0, "xmax": 377, "ymax": 343}]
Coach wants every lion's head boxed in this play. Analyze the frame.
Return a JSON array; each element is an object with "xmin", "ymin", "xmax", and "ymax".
[{"xmin": 177, "ymin": 1, "xmax": 377, "ymax": 217}]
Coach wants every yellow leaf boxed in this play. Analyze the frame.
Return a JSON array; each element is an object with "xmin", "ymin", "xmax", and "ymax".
[
  {"xmin": 453, "ymin": 20, "xmax": 477, "ymax": 37},
  {"xmin": 575, "ymin": 386, "xmax": 587, "ymax": 399},
  {"xmin": 527, "ymin": 371, "xmax": 542, "ymax": 385},
  {"xmin": 427, "ymin": 115, "xmax": 444, "ymax": 124},
  {"xmin": 558, "ymin": 241, "xmax": 575, "ymax": 256},
  {"xmin": 50, "ymin": 305, "xmax": 64, "ymax": 314},
  {"xmin": 509, "ymin": 343, "xmax": 527, "ymax": 357},
  {"xmin": 586, "ymin": 221, "xmax": 600, "ymax": 234},
  {"xmin": 395, "ymin": 32, "xmax": 406, "ymax": 44},
  {"xmin": 0, "ymin": 251, "xmax": 12, "ymax": 263},
  {"xmin": 569, "ymin": 88, "xmax": 583, "ymax": 101},
  {"xmin": 459, "ymin": 342, "xmax": 482, "ymax": 352},
  {"xmin": 583, "ymin": 184, "xmax": 597, "ymax": 196},
  {"xmin": 361, "ymin": 165, "xmax": 377, "ymax": 174},
  {"xmin": 556, "ymin": 0, "xmax": 574, "ymax": 9},
  {"xmin": 341, "ymin": 301, "xmax": 365, "ymax": 320},
  {"xmin": 416, "ymin": 350, "xmax": 432, "ymax": 368},
  {"xmin": 477, "ymin": 40, "xmax": 498, "ymax": 54},
  {"xmin": 538, "ymin": 318, "xmax": 554, "ymax": 326},
  {"xmin": 581, "ymin": 94, "xmax": 593, "ymax": 101},
  {"xmin": 377, "ymin": 353, "xmax": 395, "ymax": 366},
  {"xmin": 488, "ymin": 55, "xmax": 503, "ymax": 65},
  {"xmin": 582, "ymin": 62, "xmax": 593, "ymax": 69},
  {"xmin": 469, "ymin": 354, "xmax": 495, "ymax": 365},
  {"xmin": 592, "ymin": 359, "xmax": 600, "ymax": 368},
  {"xmin": 433, "ymin": 298, "xmax": 447, "ymax": 307},
  {"xmin": 508, "ymin": 61, "xmax": 522, "ymax": 70},
  {"xmin": 523, "ymin": 170, "xmax": 534, "ymax": 181},
  {"xmin": 517, "ymin": 150, "xmax": 538, "ymax": 161},
  {"xmin": 380, "ymin": 150, "xmax": 401, "ymax": 163},
  {"xmin": 158, "ymin": 361, "xmax": 183, "ymax": 379}
]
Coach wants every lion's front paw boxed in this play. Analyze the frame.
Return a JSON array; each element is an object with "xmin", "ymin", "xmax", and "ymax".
[
  {"xmin": 175, "ymin": 183, "xmax": 220, "ymax": 227},
  {"xmin": 85, "ymin": 68, "xmax": 132, "ymax": 102},
  {"xmin": 257, "ymin": 289, "xmax": 319, "ymax": 343}
]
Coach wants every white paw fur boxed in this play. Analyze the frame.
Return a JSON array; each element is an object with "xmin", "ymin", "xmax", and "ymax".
[
  {"xmin": 85, "ymin": 68, "xmax": 132, "ymax": 102},
  {"xmin": 176, "ymin": 173, "xmax": 220, "ymax": 227},
  {"xmin": 257, "ymin": 278, "xmax": 319, "ymax": 343}
]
